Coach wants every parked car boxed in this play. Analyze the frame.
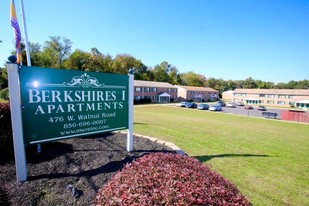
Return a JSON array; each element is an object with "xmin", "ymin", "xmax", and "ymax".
[
  {"xmin": 226, "ymin": 102, "xmax": 236, "ymax": 108},
  {"xmin": 258, "ymin": 105, "xmax": 267, "ymax": 111},
  {"xmin": 186, "ymin": 102, "xmax": 197, "ymax": 108},
  {"xmin": 216, "ymin": 101, "xmax": 226, "ymax": 107},
  {"xmin": 209, "ymin": 105, "xmax": 222, "ymax": 111},
  {"xmin": 197, "ymin": 103, "xmax": 209, "ymax": 110},
  {"xmin": 236, "ymin": 102, "xmax": 244, "ymax": 106},
  {"xmin": 244, "ymin": 104, "xmax": 253, "ymax": 109},
  {"xmin": 177, "ymin": 102, "xmax": 188, "ymax": 107}
]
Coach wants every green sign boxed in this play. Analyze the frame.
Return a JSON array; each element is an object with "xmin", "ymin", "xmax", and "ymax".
[{"xmin": 19, "ymin": 66, "xmax": 129, "ymax": 145}]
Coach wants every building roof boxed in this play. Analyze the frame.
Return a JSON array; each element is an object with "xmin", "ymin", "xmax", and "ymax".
[
  {"xmin": 176, "ymin": 85, "xmax": 218, "ymax": 92},
  {"xmin": 222, "ymin": 90, "xmax": 234, "ymax": 94},
  {"xmin": 134, "ymin": 80, "xmax": 176, "ymax": 88},
  {"xmin": 234, "ymin": 89, "xmax": 309, "ymax": 96}
]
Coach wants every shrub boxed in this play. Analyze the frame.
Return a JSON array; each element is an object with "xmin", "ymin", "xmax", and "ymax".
[
  {"xmin": 0, "ymin": 103, "xmax": 14, "ymax": 163},
  {"xmin": 95, "ymin": 153, "xmax": 250, "ymax": 206},
  {"xmin": 134, "ymin": 98, "xmax": 152, "ymax": 104},
  {"xmin": 0, "ymin": 88, "xmax": 9, "ymax": 100}
]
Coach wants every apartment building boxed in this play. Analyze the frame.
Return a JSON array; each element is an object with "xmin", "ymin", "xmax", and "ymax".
[
  {"xmin": 223, "ymin": 89, "xmax": 309, "ymax": 108},
  {"xmin": 134, "ymin": 80, "xmax": 177, "ymax": 103},
  {"xmin": 176, "ymin": 85, "xmax": 219, "ymax": 102}
]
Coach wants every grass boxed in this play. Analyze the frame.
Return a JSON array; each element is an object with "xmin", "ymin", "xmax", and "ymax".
[{"xmin": 133, "ymin": 105, "xmax": 309, "ymax": 206}]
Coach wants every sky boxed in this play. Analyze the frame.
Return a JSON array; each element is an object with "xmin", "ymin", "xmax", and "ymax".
[{"xmin": 1, "ymin": 0, "xmax": 308, "ymax": 83}]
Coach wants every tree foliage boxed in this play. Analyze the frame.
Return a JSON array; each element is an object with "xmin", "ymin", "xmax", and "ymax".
[
  {"xmin": 5, "ymin": 36, "xmax": 307, "ymax": 96},
  {"xmin": 43, "ymin": 36, "xmax": 72, "ymax": 68}
]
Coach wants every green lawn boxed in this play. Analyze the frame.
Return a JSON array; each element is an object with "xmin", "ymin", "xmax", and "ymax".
[{"xmin": 133, "ymin": 105, "xmax": 309, "ymax": 206}]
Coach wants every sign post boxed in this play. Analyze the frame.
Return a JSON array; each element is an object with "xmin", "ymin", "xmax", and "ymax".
[
  {"xmin": 127, "ymin": 69, "xmax": 134, "ymax": 151},
  {"xmin": 7, "ymin": 63, "xmax": 27, "ymax": 181}
]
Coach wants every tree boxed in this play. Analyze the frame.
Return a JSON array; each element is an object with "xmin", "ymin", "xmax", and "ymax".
[
  {"xmin": 64, "ymin": 49, "xmax": 90, "ymax": 70},
  {"xmin": 134, "ymin": 65, "xmax": 152, "ymax": 81},
  {"xmin": 0, "ymin": 67, "xmax": 8, "ymax": 88},
  {"xmin": 204, "ymin": 77, "xmax": 219, "ymax": 89},
  {"xmin": 298, "ymin": 80, "xmax": 309, "ymax": 89},
  {"xmin": 286, "ymin": 80, "xmax": 297, "ymax": 89},
  {"xmin": 226, "ymin": 80, "xmax": 236, "ymax": 90},
  {"xmin": 276, "ymin": 82, "xmax": 288, "ymax": 89},
  {"xmin": 256, "ymin": 80, "xmax": 269, "ymax": 89},
  {"xmin": 168, "ymin": 66, "xmax": 180, "ymax": 85},
  {"xmin": 82, "ymin": 48, "xmax": 111, "ymax": 72},
  {"xmin": 28, "ymin": 42, "xmax": 42, "ymax": 66},
  {"xmin": 110, "ymin": 54, "xmax": 143, "ymax": 74},
  {"xmin": 218, "ymin": 79, "xmax": 229, "ymax": 97},
  {"xmin": 150, "ymin": 61, "xmax": 171, "ymax": 83},
  {"xmin": 266, "ymin": 82, "xmax": 275, "ymax": 89},
  {"xmin": 180, "ymin": 71, "xmax": 205, "ymax": 86},
  {"xmin": 242, "ymin": 77, "xmax": 258, "ymax": 89},
  {"xmin": 43, "ymin": 36, "xmax": 72, "ymax": 68}
]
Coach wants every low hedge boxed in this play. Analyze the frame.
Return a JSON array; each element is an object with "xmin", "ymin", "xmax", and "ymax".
[
  {"xmin": 95, "ymin": 152, "xmax": 250, "ymax": 206},
  {"xmin": 0, "ymin": 103, "xmax": 14, "ymax": 163},
  {"xmin": 134, "ymin": 98, "xmax": 152, "ymax": 104},
  {"xmin": 0, "ymin": 88, "xmax": 9, "ymax": 100}
]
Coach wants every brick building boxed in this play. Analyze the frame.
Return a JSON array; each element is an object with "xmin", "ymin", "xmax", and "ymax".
[
  {"xmin": 175, "ymin": 85, "xmax": 219, "ymax": 102},
  {"xmin": 134, "ymin": 80, "xmax": 177, "ymax": 103}
]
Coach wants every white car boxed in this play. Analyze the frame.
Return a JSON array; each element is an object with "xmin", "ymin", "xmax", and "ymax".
[
  {"xmin": 226, "ymin": 102, "xmax": 236, "ymax": 108},
  {"xmin": 209, "ymin": 105, "xmax": 222, "ymax": 111}
]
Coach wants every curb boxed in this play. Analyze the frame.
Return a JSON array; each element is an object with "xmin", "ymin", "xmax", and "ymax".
[{"xmin": 117, "ymin": 131, "xmax": 187, "ymax": 156}]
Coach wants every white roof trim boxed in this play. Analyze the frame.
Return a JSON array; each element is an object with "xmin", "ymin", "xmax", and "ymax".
[
  {"xmin": 295, "ymin": 99, "xmax": 309, "ymax": 104},
  {"xmin": 158, "ymin": 92, "xmax": 170, "ymax": 97},
  {"xmin": 245, "ymin": 98, "xmax": 259, "ymax": 101}
]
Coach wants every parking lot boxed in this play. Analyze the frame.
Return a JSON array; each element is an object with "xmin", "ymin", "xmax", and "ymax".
[
  {"xmin": 218, "ymin": 105, "xmax": 282, "ymax": 119},
  {"xmin": 177, "ymin": 103, "xmax": 283, "ymax": 119}
]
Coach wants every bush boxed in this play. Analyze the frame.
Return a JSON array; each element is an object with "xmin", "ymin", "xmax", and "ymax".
[
  {"xmin": 0, "ymin": 102, "xmax": 14, "ymax": 163},
  {"xmin": 95, "ymin": 153, "xmax": 250, "ymax": 206},
  {"xmin": 134, "ymin": 98, "xmax": 152, "ymax": 104},
  {"xmin": 0, "ymin": 88, "xmax": 9, "ymax": 100}
]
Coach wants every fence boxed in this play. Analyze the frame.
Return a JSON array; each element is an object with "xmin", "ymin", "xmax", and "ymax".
[{"xmin": 281, "ymin": 110, "xmax": 309, "ymax": 123}]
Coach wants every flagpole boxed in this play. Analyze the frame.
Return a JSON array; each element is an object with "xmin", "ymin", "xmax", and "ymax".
[{"xmin": 19, "ymin": 0, "xmax": 31, "ymax": 66}]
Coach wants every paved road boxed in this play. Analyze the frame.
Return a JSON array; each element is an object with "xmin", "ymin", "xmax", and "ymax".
[
  {"xmin": 142, "ymin": 103, "xmax": 283, "ymax": 120},
  {"xmin": 211, "ymin": 104, "xmax": 282, "ymax": 119}
]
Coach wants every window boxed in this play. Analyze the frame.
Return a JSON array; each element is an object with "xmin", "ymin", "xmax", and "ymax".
[
  {"xmin": 288, "ymin": 95, "xmax": 294, "ymax": 99},
  {"xmin": 277, "ymin": 101, "xmax": 285, "ymax": 105},
  {"xmin": 259, "ymin": 100, "xmax": 264, "ymax": 104},
  {"xmin": 267, "ymin": 100, "xmax": 275, "ymax": 104},
  {"xmin": 167, "ymin": 88, "xmax": 171, "ymax": 92},
  {"xmin": 259, "ymin": 94, "xmax": 266, "ymax": 97},
  {"xmin": 144, "ymin": 87, "xmax": 150, "ymax": 92},
  {"xmin": 267, "ymin": 94, "xmax": 275, "ymax": 98},
  {"xmin": 289, "ymin": 101, "xmax": 295, "ymax": 106},
  {"xmin": 152, "ymin": 88, "xmax": 157, "ymax": 92},
  {"xmin": 278, "ymin": 95, "xmax": 286, "ymax": 98},
  {"xmin": 135, "ymin": 87, "xmax": 141, "ymax": 92}
]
